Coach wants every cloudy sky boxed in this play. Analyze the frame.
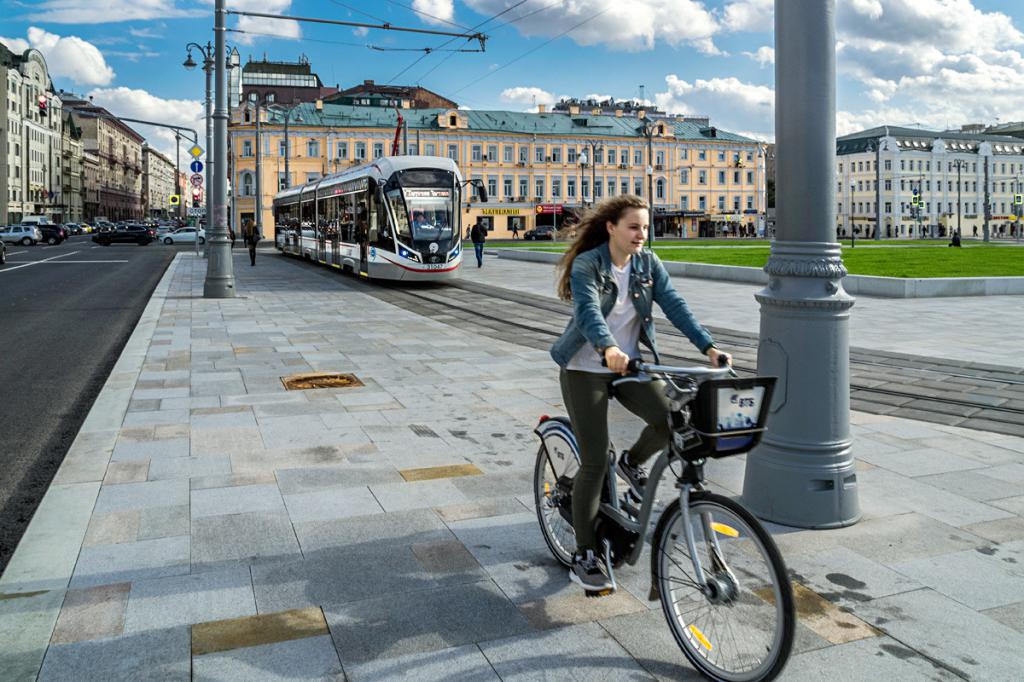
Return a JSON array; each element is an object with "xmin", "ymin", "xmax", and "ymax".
[{"xmin": 4, "ymin": 0, "xmax": 1023, "ymax": 169}]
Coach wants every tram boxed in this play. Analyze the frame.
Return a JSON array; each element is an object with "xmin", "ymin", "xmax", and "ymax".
[{"xmin": 272, "ymin": 156, "xmax": 484, "ymax": 281}]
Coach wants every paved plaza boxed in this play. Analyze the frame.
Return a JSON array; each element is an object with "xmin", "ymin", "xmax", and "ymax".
[{"xmin": 1, "ymin": 250, "xmax": 1023, "ymax": 681}]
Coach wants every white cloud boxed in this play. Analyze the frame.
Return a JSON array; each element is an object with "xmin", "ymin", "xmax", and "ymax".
[
  {"xmin": 500, "ymin": 86, "xmax": 557, "ymax": 112},
  {"xmin": 352, "ymin": 26, "xmax": 369, "ymax": 38},
  {"xmin": 465, "ymin": 0, "xmax": 720, "ymax": 53},
  {"xmin": 722, "ymin": 0, "xmax": 773, "ymax": 32},
  {"xmin": 229, "ymin": 0, "xmax": 301, "ymax": 43},
  {"xmin": 24, "ymin": 0, "xmax": 203, "ymax": 24},
  {"xmin": 128, "ymin": 27, "xmax": 162, "ymax": 39},
  {"xmin": 413, "ymin": 0, "xmax": 455, "ymax": 26},
  {"xmin": 0, "ymin": 27, "xmax": 115, "ymax": 86},
  {"xmin": 742, "ymin": 45, "xmax": 774, "ymax": 66},
  {"xmin": 86, "ymin": 87, "xmax": 205, "ymax": 173},
  {"xmin": 654, "ymin": 75, "xmax": 774, "ymax": 140}
]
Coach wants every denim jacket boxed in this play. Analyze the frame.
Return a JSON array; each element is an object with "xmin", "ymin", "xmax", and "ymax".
[{"xmin": 550, "ymin": 243, "xmax": 714, "ymax": 367}]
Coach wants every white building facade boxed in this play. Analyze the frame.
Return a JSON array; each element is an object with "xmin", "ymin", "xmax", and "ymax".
[
  {"xmin": 142, "ymin": 144, "xmax": 176, "ymax": 219},
  {"xmin": 837, "ymin": 126, "xmax": 1024, "ymax": 239}
]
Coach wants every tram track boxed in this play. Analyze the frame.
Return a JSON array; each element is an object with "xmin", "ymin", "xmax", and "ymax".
[{"xmin": 276, "ymin": 253, "xmax": 1024, "ymax": 437}]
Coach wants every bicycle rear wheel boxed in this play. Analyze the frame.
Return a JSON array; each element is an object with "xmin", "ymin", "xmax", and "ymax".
[
  {"xmin": 652, "ymin": 492, "xmax": 794, "ymax": 682},
  {"xmin": 533, "ymin": 441, "xmax": 578, "ymax": 567}
]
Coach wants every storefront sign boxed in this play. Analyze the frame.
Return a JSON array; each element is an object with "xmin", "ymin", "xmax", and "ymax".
[
  {"xmin": 536, "ymin": 204, "xmax": 563, "ymax": 214},
  {"xmin": 481, "ymin": 207, "xmax": 521, "ymax": 216}
]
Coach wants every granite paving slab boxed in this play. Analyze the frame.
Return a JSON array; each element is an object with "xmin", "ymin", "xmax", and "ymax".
[
  {"xmin": 109, "ymin": 438, "xmax": 190, "ymax": 462},
  {"xmin": 37, "ymin": 625, "xmax": 191, "ymax": 682},
  {"xmin": 124, "ymin": 567, "xmax": 255, "ymax": 633},
  {"xmin": 274, "ymin": 464, "xmax": 403, "ymax": 495},
  {"xmin": 0, "ymin": 589, "xmax": 66, "ymax": 681},
  {"xmin": 93, "ymin": 479, "xmax": 190, "ymax": 514},
  {"xmin": 891, "ymin": 546, "xmax": 1024, "ymax": 610},
  {"xmin": 291, "ymin": 508, "xmax": 453, "ymax": 555},
  {"xmin": 190, "ymin": 511, "xmax": 302, "ymax": 572},
  {"xmin": 192, "ymin": 634, "xmax": 343, "ymax": 681},
  {"xmin": 50, "ymin": 583, "xmax": 130, "ymax": 645},
  {"xmin": 70, "ymin": 535, "xmax": 191, "ymax": 589},
  {"xmin": 780, "ymin": 636, "xmax": 960, "ymax": 681},
  {"xmin": 190, "ymin": 483, "xmax": 287, "ymax": 518},
  {"xmin": 282, "ymin": 485, "xmax": 383, "ymax": 524},
  {"xmin": 370, "ymin": 478, "xmax": 472, "ymax": 512},
  {"xmin": 785, "ymin": 546, "xmax": 924, "ymax": 606}
]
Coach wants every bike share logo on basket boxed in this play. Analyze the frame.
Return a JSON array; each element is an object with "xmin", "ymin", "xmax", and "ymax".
[{"xmin": 716, "ymin": 386, "xmax": 766, "ymax": 451}]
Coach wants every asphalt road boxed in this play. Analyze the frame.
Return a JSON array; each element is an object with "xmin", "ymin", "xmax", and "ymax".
[{"xmin": 0, "ymin": 235, "xmax": 187, "ymax": 573}]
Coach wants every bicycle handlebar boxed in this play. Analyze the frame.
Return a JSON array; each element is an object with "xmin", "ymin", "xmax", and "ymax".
[{"xmin": 602, "ymin": 357, "xmax": 735, "ymax": 379}]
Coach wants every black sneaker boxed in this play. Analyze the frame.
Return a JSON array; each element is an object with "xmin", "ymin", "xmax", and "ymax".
[
  {"xmin": 617, "ymin": 451, "xmax": 648, "ymax": 501},
  {"xmin": 570, "ymin": 550, "xmax": 614, "ymax": 592}
]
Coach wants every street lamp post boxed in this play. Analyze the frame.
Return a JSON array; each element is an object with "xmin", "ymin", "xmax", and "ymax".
[
  {"xmin": 742, "ymin": 0, "xmax": 859, "ymax": 528},
  {"xmin": 639, "ymin": 119, "xmax": 655, "ymax": 248},
  {"xmin": 952, "ymin": 159, "xmax": 967, "ymax": 239},
  {"xmin": 248, "ymin": 94, "xmax": 266, "ymax": 240},
  {"xmin": 578, "ymin": 149, "xmax": 587, "ymax": 210},
  {"xmin": 873, "ymin": 137, "xmax": 882, "ymax": 240},
  {"xmin": 174, "ymin": 131, "xmax": 182, "ymax": 222},
  {"xmin": 183, "ymin": 41, "xmax": 214, "ymax": 248},
  {"xmin": 267, "ymin": 104, "xmax": 303, "ymax": 191},
  {"xmin": 205, "ymin": 0, "xmax": 235, "ymax": 298}
]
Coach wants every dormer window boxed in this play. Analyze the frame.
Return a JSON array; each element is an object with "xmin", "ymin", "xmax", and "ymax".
[{"xmin": 449, "ymin": 114, "xmax": 458, "ymax": 127}]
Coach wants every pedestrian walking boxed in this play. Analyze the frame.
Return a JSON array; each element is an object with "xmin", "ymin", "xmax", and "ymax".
[
  {"xmin": 470, "ymin": 220, "xmax": 486, "ymax": 268},
  {"xmin": 229, "ymin": 225, "xmax": 236, "ymax": 249},
  {"xmin": 511, "ymin": 223, "xmax": 520, "ymax": 239},
  {"xmin": 243, "ymin": 219, "xmax": 261, "ymax": 266}
]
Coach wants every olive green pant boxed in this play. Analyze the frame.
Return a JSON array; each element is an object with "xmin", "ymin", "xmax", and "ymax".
[{"xmin": 559, "ymin": 368, "xmax": 672, "ymax": 552}]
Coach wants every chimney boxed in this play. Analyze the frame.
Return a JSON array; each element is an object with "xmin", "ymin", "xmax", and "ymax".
[
  {"xmin": 638, "ymin": 109, "xmax": 646, "ymax": 120},
  {"xmin": 316, "ymin": 99, "xmax": 323, "ymax": 111},
  {"xmin": 538, "ymin": 103, "xmax": 546, "ymax": 113},
  {"xmin": 569, "ymin": 105, "xmax": 580, "ymax": 115},
  {"xmin": 364, "ymin": 80, "xmax": 374, "ymax": 86},
  {"xmin": 591, "ymin": 108, "xmax": 600, "ymax": 115},
  {"xmin": 615, "ymin": 109, "xmax": 623, "ymax": 117}
]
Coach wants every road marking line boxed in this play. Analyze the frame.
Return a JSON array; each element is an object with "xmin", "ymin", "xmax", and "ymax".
[
  {"xmin": 44, "ymin": 260, "xmax": 129, "ymax": 263},
  {"xmin": 0, "ymin": 250, "xmax": 80, "ymax": 274}
]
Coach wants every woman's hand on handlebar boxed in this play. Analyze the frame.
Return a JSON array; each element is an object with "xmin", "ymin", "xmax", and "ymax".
[
  {"xmin": 603, "ymin": 346, "xmax": 632, "ymax": 375},
  {"xmin": 706, "ymin": 347, "xmax": 732, "ymax": 368}
]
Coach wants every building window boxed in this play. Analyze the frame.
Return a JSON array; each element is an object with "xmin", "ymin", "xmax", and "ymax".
[
  {"xmin": 733, "ymin": 196, "xmax": 741, "ymax": 211},
  {"xmin": 699, "ymin": 195, "xmax": 706, "ymax": 210},
  {"xmin": 373, "ymin": 142, "xmax": 384, "ymax": 159},
  {"xmin": 699, "ymin": 170, "xmax": 707, "ymax": 184},
  {"xmin": 449, "ymin": 114, "xmax": 458, "ymax": 127},
  {"xmin": 424, "ymin": 142, "xmax": 436, "ymax": 155},
  {"xmin": 655, "ymin": 150, "xmax": 665, "ymax": 166},
  {"xmin": 682, "ymin": 196, "xmax": 689, "ymax": 209},
  {"xmin": 503, "ymin": 176, "xmax": 513, "ymax": 197},
  {"xmin": 594, "ymin": 177, "xmax": 603, "ymax": 198},
  {"xmin": 885, "ymin": 201, "xmax": 892, "ymax": 213},
  {"xmin": 567, "ymin": 178, "xmax": 576, "ymax": 198},
  {"xmin": 471, "ymin": 144, "xmax": 482, "ymax": 161},
  {"xmin": 634, "ymin": 149, "xmax": 642, "ymax": 166},
  {"xmin": 746, "ymin": 171, "xmax": 753, "ymax": 184},
  {"xmin": 567, "ymin": 147, "xmax": 577, "ymax": 164},
  {"xmin": 242, "ymin": 140, "xmax": 253, "ymax": 157},
  {"xmin": 488, "ymin": 175, "xmax": 497, "ymax": 197},
  {"xmin": 747, "ymin": 196, "xmax": 754, "ymax": 210},
  {"xmin": 681, "ymin": 148, "xmax": 689, "ymax": 160},
  {"xmin": 551, "ymin": 146, "xmax": 562, "ymax": 163},
  {"xmin": 655, "ymin": 178, "xmax": 665, "ymax": 200},
  {"xmin": 582, "ymin": 179, "xmax": 590, "ymax": 201},
  {"xmin": 718, "ymin": 196, "xmax": 726, "ymax": 210},
  {"xmin": 336, "ymin": 142, "xmax": 348, "ymax": 159},
  {"xmin": 519, "ymin": 146, "xmax": 528, "ymax": 163},
  {"xmin": 594, "ymin": 148, "xmax": 604, "ymax": 164},
  {"xmin": 681, "ymin": 169, "xmax": 689, "ymax": 184},
  {"xmin": 241, "ymin": 172, "xmax": 253, "ymax": 196},
  {"xmin": 487, "ymin": 145, "xmax": 497, "ymax": 161},
  {"xmin": 278, "ymin": 173, "xmax": 288, "ymax": 191},
  {"xmin": 634, "ymin": 178, "xmax": 643, "ymax": 196},
  {"xmin": 607, "ymin": 179, "xmax": 615, "ymax": 196},
  {"xmin": 306, "ymin": 172, "xmax": 320, "ymax": 183},
  {"xmin": 535, "ymin": 146, "xmax": 545, "ymax": 163},
  {"xmin": 519, "ymin": 176, "xmax": 528, "ymax": 197},
  {"xmin": 621, "ymin": 179, "xmax": 629, "ymax": 195},
  {"xmin": 503, "ymin": 145, "xmax": 513, "ymax": 162},
  {"xmin": 356, "ymin": 142, "xmax": 366, "ymax": 160},
  {"xmin": 884, "ymin": 159, "xmax": 891, "ymax": 170},
  {"xmin": 718, "ymin": 171, "xmax": 726, "ymax": 184},
  {"xmin": 534, "ymin": 178, "xmax": 544, "ymax": 198},
  {"xmin": 551, "ymin": 177, "xmax": 561, "ymax": 198},
  {"xmin": 718, "ymin": 151, "xmax": 726, "ymax": 162},
  {"xmin": 733, "ymin": 170, "xmax": 741, "ymax": 184},
  {"xmin": 448, "ymin": 144, "xmax": 458, "ymax": 161},
  {"xmin": 307, "ymin": 140, "xmax": 319, "ymax": 157},
  {"xmin": 279, "ymin": 140, "xmax": 287, "ymax": 157}
]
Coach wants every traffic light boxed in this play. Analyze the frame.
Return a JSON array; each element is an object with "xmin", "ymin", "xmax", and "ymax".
[
  {"xmin": 910, "ymin": 193, "xmax": 919, "ymax": 207},
  {"xmin": 191, "ymin": 188, "xmax": 202, "ymax": 207},
  {"xmin": 37, "ymin": 95, "xmax": 47, "ymax": 117},
  {"xmin": 1015, "ymin": 194, "xmax": 1022, "ymax": 206}
]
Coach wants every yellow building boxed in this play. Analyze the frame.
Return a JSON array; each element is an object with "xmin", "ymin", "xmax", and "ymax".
[{"xmin": 231, "ymin": 101, "xmax": 767, "ymax": 239}]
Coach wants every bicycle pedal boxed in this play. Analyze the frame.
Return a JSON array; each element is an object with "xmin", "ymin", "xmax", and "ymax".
[{"xmin": 585, "ymin": 587, "xmax": 615, "ymax": 599}]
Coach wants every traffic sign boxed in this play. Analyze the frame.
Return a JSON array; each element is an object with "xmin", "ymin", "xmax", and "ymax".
[
  {"xmin": 188, "ymin": 207, "xmax": 206, "ymax": 217},
  {"xmin": 190, "ymin": 160, "xmax": 204, "ymax": 173},
  {"xmin": 188, "ymin": 144, "xmax": 205, "ymax": 158},
  {"xmin": 169, "ymin": 194, "xmax": 180, "ymax": 206},
  {"xmin": 190, "ymin": 173, "xmax": 204, "ymax": 187}
]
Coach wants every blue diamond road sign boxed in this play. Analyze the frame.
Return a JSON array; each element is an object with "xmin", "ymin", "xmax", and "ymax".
[{"xmin": 190, "ymin": 160, "xmax": 204, "ymax": 173}]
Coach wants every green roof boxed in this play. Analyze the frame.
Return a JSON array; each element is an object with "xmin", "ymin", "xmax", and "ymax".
[
  {"xmin": 837, "ymin": 125, "xmax": 1024, "ymax": 155},
  {"xmin": 265, "ymin": 103, "xmax": 758, "ymax": 143}
]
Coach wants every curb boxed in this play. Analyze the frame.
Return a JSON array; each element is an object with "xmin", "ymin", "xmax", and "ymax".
[{"xmin": 495, "ymin": 248, "xmax": 1024, "ymax": 298}]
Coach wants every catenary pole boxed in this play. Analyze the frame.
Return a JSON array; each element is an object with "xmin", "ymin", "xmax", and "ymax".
[
  {"xmin": 205, "ymin": 0, "xmax": 236, "ymax": 298},
  {"xmin": 983, "ymin": 155, "xmax": 991, "ymax": 243},
  {"xmin": 742, "ymin": 0, "xmax": 859, "ymax": 528}
]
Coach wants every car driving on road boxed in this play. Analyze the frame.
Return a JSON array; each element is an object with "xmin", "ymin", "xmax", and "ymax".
[
  {"xmin": 92, "ymin": 223, "xmax": 155, "ymax": 246},
  {"xmin": 162, "ymin": 227, "xmax": 206, "ymax": 245},
  {"xmin": 1, "ymin": 225, "xmax": 42, "ymax": 245},
  {"xmin": 523, "ymin": 225, "xmax": 557, "ymax": 240}
]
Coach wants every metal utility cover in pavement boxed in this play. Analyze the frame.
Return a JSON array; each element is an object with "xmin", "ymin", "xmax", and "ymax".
[{"xmin": 280, "ymin": 372, "xmax": 363, "ymax": 391}]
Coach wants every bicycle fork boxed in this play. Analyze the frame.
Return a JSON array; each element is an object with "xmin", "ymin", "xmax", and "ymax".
[{"xmin": 680, "ymin": 487, "xmax": 741, "ymax": 604}]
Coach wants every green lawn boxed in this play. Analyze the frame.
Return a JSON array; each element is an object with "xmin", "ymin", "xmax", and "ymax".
[{"xmin": 494, "ymin": 242, "xmax": 1024, "ymax": 278}]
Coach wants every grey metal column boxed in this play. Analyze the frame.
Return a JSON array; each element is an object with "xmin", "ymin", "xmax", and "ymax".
[
  {"xmin": 742, "ymin": 0, "xmax": 859, "ymax": 528},
  {"xmin": 983, "ymin": 155, "xmax": 991, "ymax": 243},
  {"xmin": 874, "ymin": 137, "xmax": 881, "ymax": 240},
  {"xmin": 203, "ymin": 53, "xmax": 213, "ymax": 256},
  {"xmin": 255, "ymin": 101, "xmax": 263, "ymax": 238},
  {"xmin": 205, "ymin": 0, "xmax": 236, "ymax": 298}
]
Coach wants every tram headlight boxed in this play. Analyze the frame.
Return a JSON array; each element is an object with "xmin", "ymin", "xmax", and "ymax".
[
  {"xmin": 398, "ymin": 246, "xmax": 421, "ymax": 262},
  {"xmin": 448, "ymin": 244, "xmax": 460, "ymax": 261}
]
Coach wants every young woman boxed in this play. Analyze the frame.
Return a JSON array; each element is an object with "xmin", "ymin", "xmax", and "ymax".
[{"xmin": 549, "ymin": 194, "xmax": 730, "ymax": 591}]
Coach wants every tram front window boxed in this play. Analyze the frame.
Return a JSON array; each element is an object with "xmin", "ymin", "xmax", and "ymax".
[{"xmin": 387, "ymin": 188, "xmax": 455, "ymax": 253}]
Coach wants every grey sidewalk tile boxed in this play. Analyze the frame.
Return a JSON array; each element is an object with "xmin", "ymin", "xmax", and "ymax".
[
  {"xmin": 282, "ymin": 486, "xmax": 383, "ymax": 524},
  {"xmin": 191, "ymin": 379, "xmax": 248, "ymax": 397},
  {"xmin": 451, "ymin": 471, "xmax": 533, "ymax": 500},
  {"xmin": 857, "ymin": 447, "xmax": 986, "ymax": 477},
  {"xmin": 325, "ymin": 580, "xmax": 533, "ymax": 666},
  {"xmin": 346, "ymin": 643, "xmax": 499, "ymax": 681},
  {"xmin": 138, "ymin": 505, "xmax": 190, "ymax": 541},
  {"xmin": 981, "ymin": 601, "xmax": 1024, "ymax": 634},
  {"xmin": 191, "ymin": 511, "xmax": 301, "ymax": 573},
  {"xmin": 518, "ymin": 588, "xmax": 647, "ymax": 630},
  {"xmin": 780, "ymin": 636, "xmax": 960, "ymax": 682},
  {"xmin": 369, "ymin": 478, "xmax": 471, "ymax": 512},
  {"xmin": 103, "ymin": 460, "xmax": 150, "ymax": 485},
  {"xmin": 230, "ymin": 443, "xmax": 374, "ymax": 475},
  {"xmin": 190, "ymin": 407, "xmax": 258, "ymax": 430},
  {"xmin": 786, "ymin": 546, "xmax": 925, "ymax": 606},
  {"xmin": 124, "ymin": 567, "xmax": 256, "ymax": 633},
  {"xmin": 191, "ymin": 471, "xmax": 278, "ymax": 490},
  {"xmin": 147, "ymin": 455, "xmax": 231, "ymax": 481},
  {"xmin": 962, "ymin": 516, "xmax": 1024, "ymax": 543},
  {"xmin": 191, "ymin": 426, "xmax": 265, "ymax": 456},
  {"xmin": 891, "ymin": 546, "xmax": 1024, "ymax": 610},
  {"xmin": 477, "ymin": 621, "xmax": 652, "ymax": 681},
  {"xmin": 770, "ymin": 513, "xmax": 988, "ymax": 565},
  {"xmin": 193, "ymin": 634, "xmax": 344, "ymax": 681},
  {"xmin": 50, "ymin": 583, "xmax": 130, "ymax": 645},
  {"xmin": 292, "ymin": 508, "xmax": 453, "ymax": 555},
  {"xmin": 71, "ymin": 535, "xmax": 191, "ymax": 589},
  {"xmin": 258, "ymin": 416, "xmax": 369, "ymax": 450},
  {"xmin": 977, "ymin": 462, "xmax": 1024, "ymax": 482},
  {"xmin": 122, "ymin": 409, "xmax": 190, "ymax": 427},
  {"xmin": 37, "ymin": 625, "xmax": 190, "ymax": 682},
  {"xmin": 991, "ymin": 494, "xmax": 1024, "ymax": 515},
  {"xmin": 94, "ymin": 479, "xmax": 189, "ymax": 514},
  {"xmin": 852, "ymin": 588, "xmax": 1024, "ymax": 680},
  {"xmin": 0, "ymin": 588, "xmax": 65, "ymax": 681},
  {"xmin": 191, "ymin": 483, "xmax": 286, "ymax": 518},
  {"xmin": 915, "ymin": 470, "xmax": 1024, "ymax": 502},
  {"xmin": 855, "ymin": 468, "xmax": 1013, "ymax": 527},
  {"xmin": 110, "ymin": 437, "xmax": 189, "ymax": 462},
  {"xmin": 435, "ymin": 497, "xmax": 532, "ymax": 523},
  {"xmin": 83, "ymin": 511, "xmax": 141, "ymax": 547},
  {"xmin": 274, "ymin": 464, "xmax": 403, "ymax": 495}
]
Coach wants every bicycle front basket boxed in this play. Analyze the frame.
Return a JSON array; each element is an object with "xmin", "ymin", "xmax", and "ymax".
[{"xmin": 691, "ymin": 376, "xmax": 777, "ymax": 458}]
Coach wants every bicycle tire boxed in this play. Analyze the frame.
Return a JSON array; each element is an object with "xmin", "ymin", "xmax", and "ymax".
[
  {"xmin": 533, "ymin": 440, "xmax": 578, "ymax": 567},
  {"xmin": 651, "ymin": 492, "xmax": 795, "ymax": 682}
]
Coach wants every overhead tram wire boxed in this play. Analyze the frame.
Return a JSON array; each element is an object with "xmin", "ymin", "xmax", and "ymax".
[
  {"xmin": 326, "ymin": 0, "xmax": 390, "ymax": 24},
  {"xmin": 413, "ymin": 0, "xmax": 565, "ymax": 85},
  {"xmin": 385, "ymin": 0, "xmax": 532, "ymax": 84},
  {"xmin": 380, "ymin": 0, "xmax": 473, "ymax": 31},
  {"xmin": 225, "ymin": 28, "xmax": 480, "ymax": 53},
  {"xmin": 449, "ymin": 6, "xmax": 612, "ymax": 96}
]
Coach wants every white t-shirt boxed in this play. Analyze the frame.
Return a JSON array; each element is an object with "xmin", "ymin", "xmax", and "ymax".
[{"xmin": 566, "ymin": 261, "xmax": 641, "ymax": 373}]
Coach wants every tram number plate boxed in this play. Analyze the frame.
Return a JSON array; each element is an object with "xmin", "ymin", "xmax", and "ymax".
[{"xmin": 423, "ymin": 263, "xmax": 447, "ymax": 270}]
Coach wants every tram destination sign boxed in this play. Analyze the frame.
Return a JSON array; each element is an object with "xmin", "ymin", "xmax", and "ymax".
[{"xmin": 404, "ymin": 188, "xmax": 451, "ymax": 198}]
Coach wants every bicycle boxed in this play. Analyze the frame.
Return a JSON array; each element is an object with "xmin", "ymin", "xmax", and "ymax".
[{"xmin": 533, "ymin": 359, "xmax": 795, "ymax": 682}]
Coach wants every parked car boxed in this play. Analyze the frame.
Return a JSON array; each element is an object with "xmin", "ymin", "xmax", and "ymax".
[
  {"xmin": 64, "ymin": 223, "xmax": 82, "ymax": 235},
  {"xmin": 162, "ymin": 227, "xmax": 206, "ymax": 245},
  {"xmin": 79, "ymin": 223, "xmax": 93, "ymax": 234},
  {"xmin": 523, "ymin": 225, "xmax": 557, "ymax": 241},
  {"xmin": 1, "ymin": 239, "xmax": 6, "ymax": 265},
  {"xmin": 1, "ymin": 225, "xmax": 42, "ymax": 245},
  {"xmin": 92, "ymin": 223, "xmax": 155, "ymax": 246},
  {"xmin": 20, "ymin": 215, "xmax": 55, "ymax": 228},
  {"xmin": 37, "ymin": 225, "xmax": 67, "ymax": 245}
]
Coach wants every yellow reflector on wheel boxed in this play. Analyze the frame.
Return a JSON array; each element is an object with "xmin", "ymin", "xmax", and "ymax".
[
  {"xmin": 689, "ymin": 624, "xmax": 713, "ymax": 650},
  {"xmin": 544, "ymin": 482, "xmax": 551, "ymax": 496},
  {"xmin": 711, "ymin": 522, "xmax": 739, "ymax": 538}
]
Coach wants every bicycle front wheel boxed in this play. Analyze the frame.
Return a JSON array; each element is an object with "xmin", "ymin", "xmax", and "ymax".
[
  {"xmin": 652, "ymin": 492, "xmax": 794, "ymax": 682},
  {"xmin": 533, "ymin": 441, "xmax": 578, "ymax": 567}
]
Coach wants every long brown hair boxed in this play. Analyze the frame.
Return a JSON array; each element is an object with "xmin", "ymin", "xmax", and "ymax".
[{"xmin": 556, "ymin": 194, "xmax": 648, "ymax": 301}]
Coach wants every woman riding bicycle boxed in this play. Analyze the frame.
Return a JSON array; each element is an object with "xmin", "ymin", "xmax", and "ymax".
[{"xmin": 550, "ymin": 194, "xmax": 730, "ymax": 591}]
